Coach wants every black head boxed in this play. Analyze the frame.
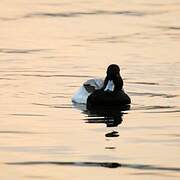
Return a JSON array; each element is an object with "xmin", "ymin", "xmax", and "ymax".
[{"xmin": 106, "ymin": 64, "xmax": 120, "ymax": 79}]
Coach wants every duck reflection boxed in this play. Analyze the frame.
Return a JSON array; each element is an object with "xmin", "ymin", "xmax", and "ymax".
[
  {"xmin": 73, "ymin": 103, "xmax": 130, "ymax": 137},
  {"xmin": 85, "ymin": 108, "xmax": 124, "ymax": 127}
]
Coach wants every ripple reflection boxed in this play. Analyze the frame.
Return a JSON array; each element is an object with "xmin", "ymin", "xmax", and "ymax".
[{"xmin": 7, "ymin": 161, "xmax": 180, "ymax": 172}]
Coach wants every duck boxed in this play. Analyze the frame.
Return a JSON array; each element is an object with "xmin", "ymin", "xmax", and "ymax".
[{"xmin": 72, "ymin": 64, "xmax": 131, "ymax": 109}]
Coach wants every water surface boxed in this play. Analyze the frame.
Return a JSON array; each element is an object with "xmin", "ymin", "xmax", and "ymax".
[{"xmin": 0, "ymin": 0, "xmax": 180, "ymax": 179}]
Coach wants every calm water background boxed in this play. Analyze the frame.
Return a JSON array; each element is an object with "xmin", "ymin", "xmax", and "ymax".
[{"xmin": 0, "ymin": 0, "xmax": 180, "ymax": 179}]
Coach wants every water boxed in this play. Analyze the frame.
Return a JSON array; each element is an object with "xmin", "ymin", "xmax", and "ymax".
[{"xmin": 0, "ymin": 0, "xmax": 180, "ymax": 179}]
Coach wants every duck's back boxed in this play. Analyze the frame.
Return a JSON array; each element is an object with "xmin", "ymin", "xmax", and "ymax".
[{"xmin": 72, "ymin": 79, "xmax": 103, "ymax": 104}]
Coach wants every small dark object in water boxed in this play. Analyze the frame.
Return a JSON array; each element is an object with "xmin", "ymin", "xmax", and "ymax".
[
  {"xmin": 101, "ymin": 162, "xmax": 121, "ymax": 168},
  {"xmin": 105, "ymin": 131, "xmax": 119, "ymax": 137}
]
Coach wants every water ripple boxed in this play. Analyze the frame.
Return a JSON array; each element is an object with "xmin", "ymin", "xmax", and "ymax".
[
  {"xmin": 133, "ymin": 105, "xmax": 178, "ymax": 111},
  {"xmin": 155, "ymin": 26, "xmax": 180, "ymax": 31},
  {"xmin": 9, "ymin": 113, "xmax": 47, "ymax": 117},
  {"xmin": 23, "ymin": 10, "xmax": 166, "ymax": 19},
  {"xmin": 0, "ymin": 48, "xmax": 51, "ymax": 54},
  {"xmin": 6, "ymin": 161, "xmax": 180, "ymax": 172},
  {"xmin": 2, "ymin": 73, "xmax": 93, "ymax": 78},
  {"xmin": 129, "ymin": 81, "xmax": 159, "ymax": 85},
  {"xmin": 0, "ymin": 77, "xmax": 15, "ymax": 80},
  {"xmin": 0, "ymin": 131, "xmax": 36, "ymax": 134},
  {"xmin": 129, "ymin": 92, "xmax": 178, "ymax": 98},
  {"xmin": 145, "ymin": 110, "xmax": 180, "ymax": 114},
  {"xmin": 0, "ymin": 17, "xmax": 18, "ymax": 21},
  {"xmin": 32, "ymin": 103, "xmax": 73, "ymax": 109},
  {"xmin": 86, "ymin": 33, "xmax": 144, "ymax": 43},
  {"xmin": 129, "ymin": 172, "xmax": 177, "ymax": 177}
]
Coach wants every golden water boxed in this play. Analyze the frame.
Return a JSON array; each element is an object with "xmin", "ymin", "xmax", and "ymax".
[{"xmin": 0, "ymin": 0, "xmax": 180, "ymax": 179}]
